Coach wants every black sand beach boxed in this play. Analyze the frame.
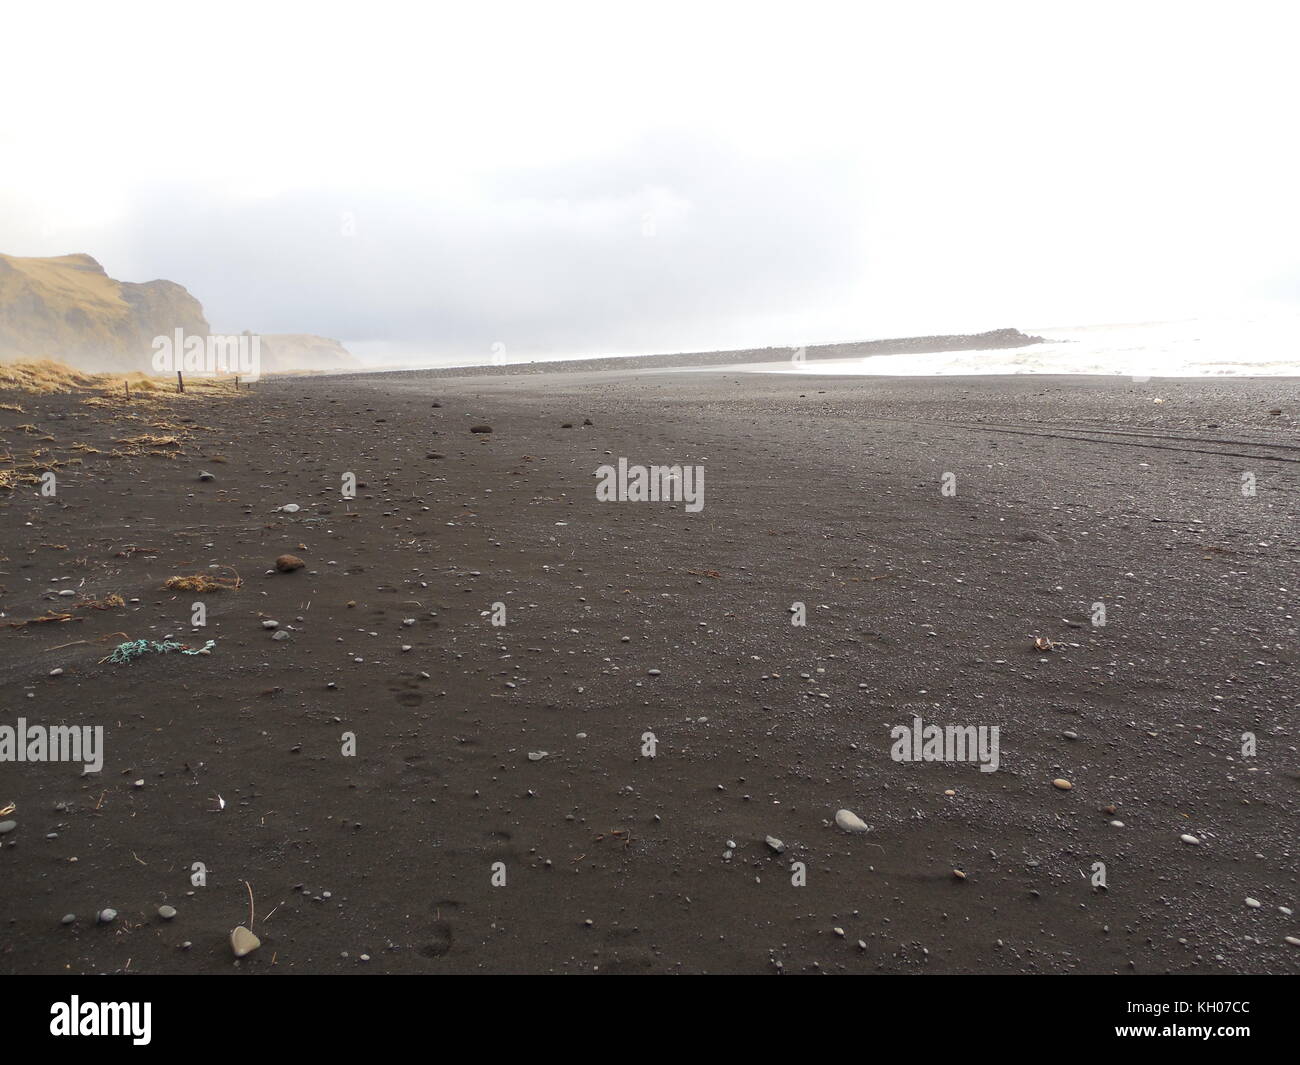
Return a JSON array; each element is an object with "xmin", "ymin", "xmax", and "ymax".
[{"xmin": 1, "ymin": 366, "xmax": 1297, "ymax": 974}]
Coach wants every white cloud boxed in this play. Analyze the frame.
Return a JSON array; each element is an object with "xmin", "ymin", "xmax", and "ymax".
[{"xmin": 2, "ymin": 0, "xmax": 1298, "ymax": 356}]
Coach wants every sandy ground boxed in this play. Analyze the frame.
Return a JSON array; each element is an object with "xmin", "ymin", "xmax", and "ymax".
[{"xmin": 1, "ymin": 367, "xmax": 1297, "ymax": 974}]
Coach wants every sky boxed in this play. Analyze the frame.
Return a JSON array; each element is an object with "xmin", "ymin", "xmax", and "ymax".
[{"xmin": 2, "ymin": 1, "xmax": 1299, "ymax": 362}]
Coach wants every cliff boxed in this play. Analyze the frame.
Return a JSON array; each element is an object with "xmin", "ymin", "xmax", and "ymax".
[
  {"xmin": 0, "ymin": 253, "xmax": 209, "ymax": 371},
  {"xmin": 257, "ymin": 334, "xmax": 357, "ymax": 373},
  {"xmin": 0, "ymin": 253, "xmax": 357, "ymax": 375}
]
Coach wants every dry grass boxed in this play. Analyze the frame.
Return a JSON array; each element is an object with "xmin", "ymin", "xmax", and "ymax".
[
  {"xmin": 1, "ymin": 360, "xmax": 242, "ymax": 490},
  {"xmin": 78, "ymin": 593, "xmax": 125, "ymax": 610},
  {"xmin": 118, "ymin": 433, "xmax": 181, "ymax": 448},
  {"xmin": 0, "ymin": 359, "xmax": 245, "ymax": 405},
  {"xmin": 0, "ymin": 468, "xmax": 37, "ymax": 491},
  {"xmin": 0, "ymin": 454, "xmax": 78, "ymax": 490},
  {"xmin": 111, "ymin": 433, "xmax": 183, "ymax": 459},
  {"xmin": 22, "ymin": 453, "xmax": 79, "ymax": 472},
  {"xmin": 163, "ymin": 569, "xmax": 241, "ymax": 593},
  {"xmin": 3, "ymin": 612, "xmax": 81, "ymax": 628},
  {"xmin": 0, "ymin": 427, "xmax": 84, "ymax": 487},
  {"xmin": 0, "ymin": 360, "xmax": 103, "ymax": 393},
  {"xmin": 152, "ymin": 419, "xmax": 216, "ymax": 433}
]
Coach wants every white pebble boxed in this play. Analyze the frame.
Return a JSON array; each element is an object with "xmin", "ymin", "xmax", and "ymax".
[{"xmin": 834, "ymin": 809, "xmax": 870, "ymax": 834}]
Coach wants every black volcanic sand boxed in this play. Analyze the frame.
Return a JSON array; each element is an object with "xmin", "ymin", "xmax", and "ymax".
[{"xmin": 1, "ymin": 368, "xmax": 1297, "ymax": 974}]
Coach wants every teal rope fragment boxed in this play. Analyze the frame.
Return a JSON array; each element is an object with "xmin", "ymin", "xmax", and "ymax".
[{"xmin": 102, "ymin": 639, "xmax": 215, "ymax": 664}]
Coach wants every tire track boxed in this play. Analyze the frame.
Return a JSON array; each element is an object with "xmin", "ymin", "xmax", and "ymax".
[{"xmin": 868, "ymin": 417, "xmax": 1300, "ymax": 465}]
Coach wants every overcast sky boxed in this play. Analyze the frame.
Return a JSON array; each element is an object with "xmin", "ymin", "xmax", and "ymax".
[{"xmin": 3, "ymin": 1, "xmax": 1298, "ymax": 360}]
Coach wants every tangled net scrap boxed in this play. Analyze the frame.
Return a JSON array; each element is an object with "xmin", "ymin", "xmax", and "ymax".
[{"xmin": 101, "ymin": 639, "xmax": 216, "ymax": 664}]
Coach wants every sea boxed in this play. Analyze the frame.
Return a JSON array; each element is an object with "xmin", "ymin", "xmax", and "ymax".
[{"xmin": 744, "ymin": 316, "xmax": 1300, "ymax": 377}]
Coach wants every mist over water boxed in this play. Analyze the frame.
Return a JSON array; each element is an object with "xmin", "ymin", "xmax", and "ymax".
[
  {"xmin": 744, "ymin": 317, "xmax": 1300, "ymax": 378},
  {"xmin": 339, "ymin": 316, "xmax": 1300, "ymax": 377}
]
